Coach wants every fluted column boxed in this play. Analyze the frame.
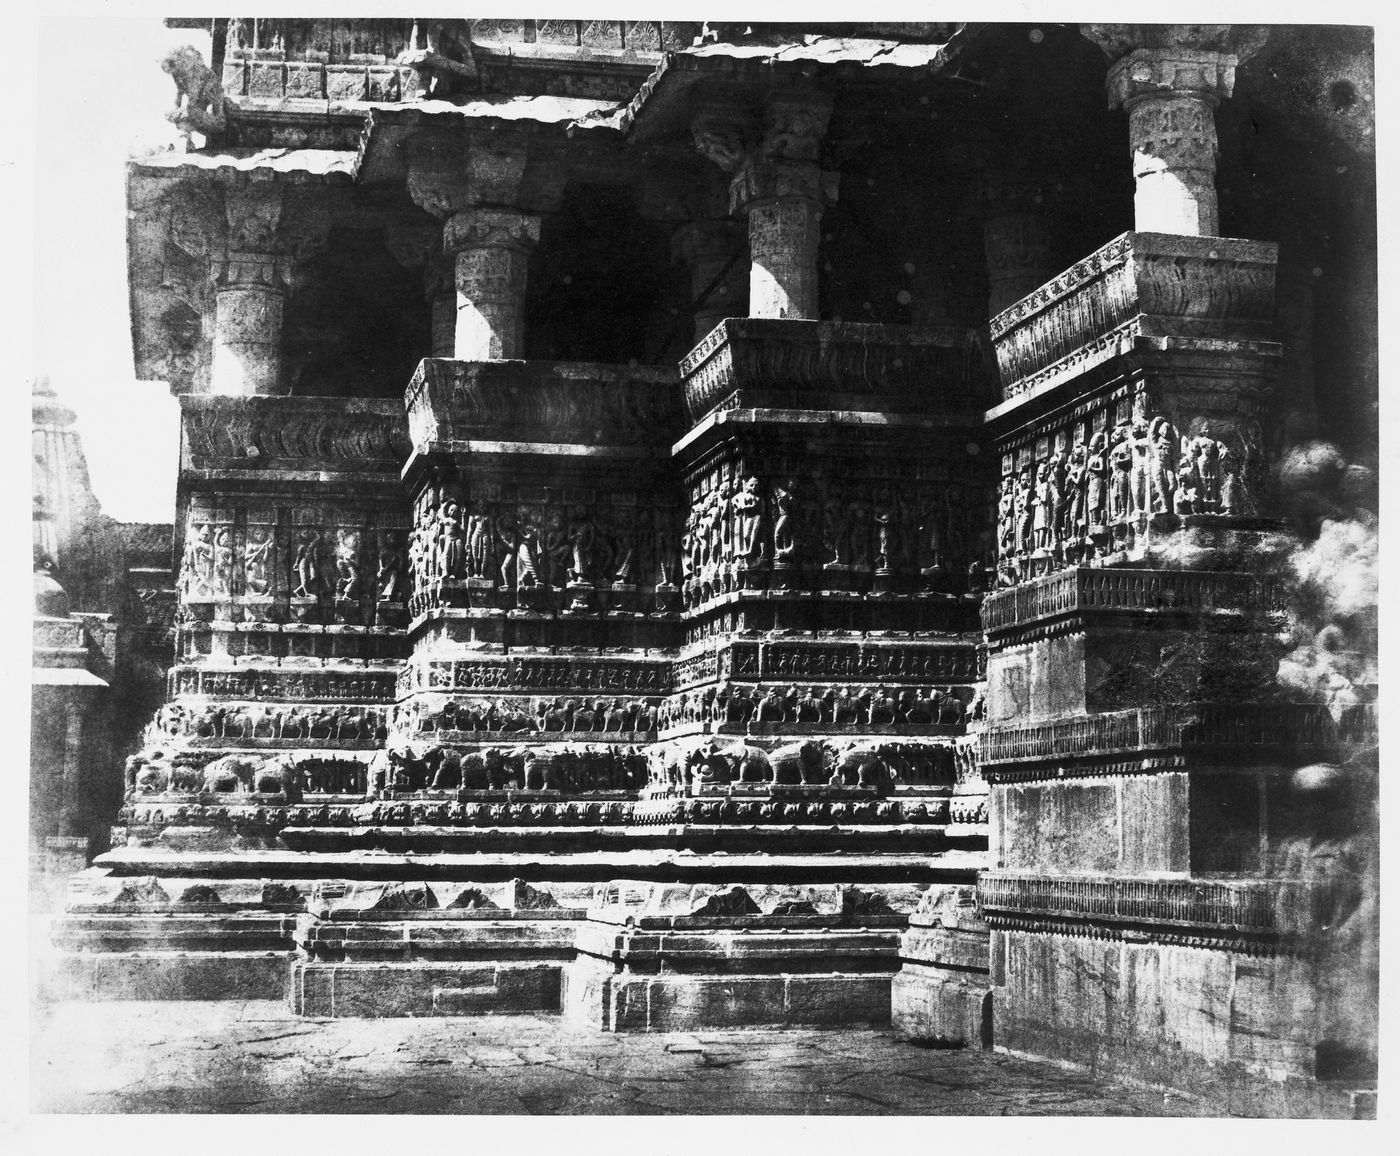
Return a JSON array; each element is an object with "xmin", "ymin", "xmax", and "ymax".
[
  {"xmin": 1083, "ymin": 24, "xmax": 1268, "ymax": 236},
  {"xmin": 692, "ymin": 91, "xmax": 840, "ymax": 320}
]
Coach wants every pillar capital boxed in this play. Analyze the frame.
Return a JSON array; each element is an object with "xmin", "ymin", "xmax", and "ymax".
[{"xmin": 443, "ymin": 206, "xmax": 542, "ymax": 255}]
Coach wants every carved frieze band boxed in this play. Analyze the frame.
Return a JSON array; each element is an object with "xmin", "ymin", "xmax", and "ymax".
[{"xmin": 182, "ymin": 396, "xmax": 410, "ymax": 470}]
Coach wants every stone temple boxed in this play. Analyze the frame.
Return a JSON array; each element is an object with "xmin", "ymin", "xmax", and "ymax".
[{"xmin": 35, "ymin": 18, "xmax": 1377, "ymax": 1117}]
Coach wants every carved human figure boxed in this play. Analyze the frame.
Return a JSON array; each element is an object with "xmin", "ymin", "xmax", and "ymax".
[
  {"xmin": 732, "ymin": 475, "xmax": 765, "ymax": 566},
  {"xmin": 567, "ymin": 507, "xmax": 598, "ymax": 585},
  {"xmin": 1013, "ymin": 469, "xmax": 1033, "ymax": 555},
  {"xmin": 184, "ymin": 522, "xmax": 215, "ymax": 597},
  {"xmin": 874, "ymin": 498, "xmax": 896, "ymax": 572},
  {"xmin": 376, "ymin": 530, "xmax": 405, "ymax": 601},
  {"xmin": 771, "ymin": 483, "xmax": 798, "ymax": 565},
  {"xmin": 919, "ymin": 499, "xmax": 945, "ymax": 586},
  {"xmin": 1108, "ymin": 424, "xmax": 1133, "ymax": 526},
  {"xmin": 848, "ymin": 497, "xmax": 872, "ymax": 568},
  {"xmin": 1046, "ymin": 451, "xmax": 1067, "ymax": 553},
  {"xmin": 997, "ymin": 477, "xmax": 1016, "ymax": 563},
  {"xmin": 1086, "ymin": 432, "xmax": 1110, "ymax": 534},
  {"xmin": 1064, "ymin": 444, "xmax": 1088, "ymax": 549},
  {"xmin": 1176, "ymin": 453, "xmax": 1201, "ymax": 515},
  {"xmin": 655, "ymin": 509, "xmax": 680, "ymax": 588},
  {"xmin": 1190, "ymin": 423, "xmax": 1222, "ymax": 511},
  {"xmin": 1148, "ymin": 417, "xmax": 1179, "ymax": 514},
  {"xmin": 243, "ymin": 527, "xmax": 272, "ymax": 596},
  {"xmin": 1032, "ymin": 464, "xmax": 1052, "ymax": 551},
  {"xmin": 438, "ymin": 499, "xmax": 466, "ymax": 580},
  {"xmin": 335, "ymin": 530, "xmax": 360, "ymax": 600},
  {"xmin": 1219, "ymin": 442, "xmax": 1252, "ymax": 515},
  {"xmin": 292, "ymin": 530, "xmax": 321, "ymax": 598},
  {"xmin": 211, "ymin": 528, "xmax": 234, "ymax": 596},
  {"xmin": 1128, "ymin": 417, "xmax": 1152, "ymax": 518},
  {"xmin": 465, "ymin": 500, "xmax": 494, "ymax": 578}
]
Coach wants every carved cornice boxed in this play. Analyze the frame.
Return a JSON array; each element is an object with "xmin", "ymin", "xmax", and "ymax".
[
  {"xmin": 442, "ymin": 207, "xmax": 542, "ymax": 254},
  {"xmin": 1080, "ymin": 23, "xmax": 1269, "ymax": 65},
  {"xmin": 405, "ymin": 358, "xmax": 683, "ymax": 453},
  {"xmin": 181, "ymin": 395, "xmax": 410, "ymax": 472},
  {"xmin": 678, "ymin": 318, "xmax": 989, "ymax": 422},
  {"xmin": 988, "ymin": 231, "xmax": 1278, "ymax": 404}
]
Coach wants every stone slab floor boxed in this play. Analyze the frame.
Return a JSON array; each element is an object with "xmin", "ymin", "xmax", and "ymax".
[{"xmin": 30, "ymin": 998, "xmax": 1223, "ymax": 1116}]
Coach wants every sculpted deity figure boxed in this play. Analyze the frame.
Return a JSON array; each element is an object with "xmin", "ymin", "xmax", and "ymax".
[
  {"xmin": 1128, "ymin": 418, "xmax": 1152, "ymax": 517},
  {"xmin": 1047, "ymin": 451, "xmax": 1067, "ymax": 550},
  {"xmin": 1032, "ymin": 463, "xmax": 1052, "ymax": 551},
  {"xmin": 772, "ymin": 483, "xmax": 799, "ymax": 565},
  {"xmin": 466, "ymin": 500, "xmax": 494, "ymax": 578},
  {"xmin": 292, "ymin": 530, "xmax": 321, "ymax": 598},
  {"xmin": 732, "ymin": 476, "xmax": 766, "ymax": 566},
  {"xmin": 376, "ymin": 531, "xmax": 405, "ymax": 601},
  {"xmin": 1176, "ymin": 453, "xmax": 1201, "ymax": 515},
  {"xmin": 1013, "ymin": 469, "xmax": 1033, "ymax": 554},
  {"xmin": 183, "ymin": 522, "xmax": 215, "ymax": 597},
  {"xmin": 1108, "ymin": 424, "xmax": 1134, "ymax": 525},
  {"xmin": 438, "ymin": 499, "xmax": 466, "ymax": 579},
  {"xmin": 919, "ymin": 500, "xmax": 945, "ymax": 585},
  {"xmin": 1064, "ymin": 443, "xmax": 1088, "ymax": 546},
  {"xmin": 609, "ymin": 510, "xmax": 635, "ymax": 583},
  {"xmin": 1086, "ymin": 432, "xmax": 1110, "ymax": 533},
  {"xmin": 1190, "ymin": 423, "xmax": 1222, "ymax": 510},
  {"xmin": 1148, "ymin": 417, "xmax": 1179, "ymax": 514},
  {"xmin": 243, "ymin": 527, "xmax": 272, "ymax": 596},
  {"xmin": 1219, "ymin": 442, "xmax": 1253, "ymax": 516},
  {"xmin": 335, "ymin": 530, "xmax": 361, "ymax": 600},
  {"xmin": 567, "ymin": 507, "xmax": 598, "ymax": 585},
  {"xmin": 656, "ymin": 509, "xmax": 680, "ymax": 588},
  {"xmin": 212, "ymin": 528, "xmax": 234, "ymax": 596},
  {"xmin": 997, "ymin": 477, "xmax": 1016, "ymax": 562}
]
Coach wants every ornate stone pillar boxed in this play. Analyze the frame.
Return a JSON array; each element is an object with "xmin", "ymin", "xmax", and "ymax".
[
  {"xmin": 1083, "ymin": 24, "xmax": 1268, "ymax": 236},
  {"xmin": 443, "ymin": 208, "xmax": 541, "ymax": 359},
  {"xmin": 982, "ymin": 197, "xmax": 1055, "ymax": 318},
  {"xmin": 406, "ymin": 128, "xmax": 559, "ymax": 360},
  {"xmin": 692, "ymin": 91, "xmax": 840, "ymax": 320},
  {"xmin": 670, "ymin": 220, "xmax": 746, "ymax": 342},
  {"xmin": 165, "ymin": 181, "xmax": 329, "ymax": 395},
  {"xmin": 386, "ymin": 221, "xmax": 456, "ymax": 359}
]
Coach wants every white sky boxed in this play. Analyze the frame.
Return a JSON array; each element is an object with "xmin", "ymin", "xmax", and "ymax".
[{"xmin": 30, "ymin": 16, "xmax": 207, "ymax": 525}]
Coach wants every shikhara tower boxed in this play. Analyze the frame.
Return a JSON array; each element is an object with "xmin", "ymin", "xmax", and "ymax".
[{"xmin": 45, "ymin": 20, "xmax": 1377, "ymax": 1117}]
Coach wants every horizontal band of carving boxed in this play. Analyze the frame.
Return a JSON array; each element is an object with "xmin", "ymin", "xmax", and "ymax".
[
  {"xmin": 182, "ymin": 396, "xmax": 410, "ymax": 469},
  {"xmin": 980, "ymin": 702, "xmax": 1376, "ymax": 766},
  {"xmin": 979, "ymin": 871, "xmax": 1288, "ymax": 940},
  {"xmin": 981, "ymin": 566, "xmax": 1286, "ymax": 635},
  {"xmin": 121, "ymin": 794, "xmax": 987, "ymax": 832},
  {"xmin": 679, "ymin": 319, "xmax": 988, "ymax": 422},
  {"xmin": 169, "ymin": 668, "xmax": 397, "ymax": 702},
  {"xmin": 406, "ymin": 359, "xmax": 682, "ymax": 451},
  {"xmin": 981, "ymin": 910, "xmax": 1282, "ymax": 956},
  {"xmin": 989, "ymin": 232, "xmax": 1278, "ymax": 403},
  {"xmin": 407, "ymin": 656, "xmax": 672, "ymax": 694}
]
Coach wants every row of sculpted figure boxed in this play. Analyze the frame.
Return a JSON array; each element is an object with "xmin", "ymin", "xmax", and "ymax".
[
  {"xmin": 409, "ymin": 696, "xmax": 662, "ymax": 735},
  {"xmin": 409, "ymin": 497, "xmax": 682, "ymax": 596},
  {"xmin": 653, "ymin": 738, "xmax": 964, "ymax": 794},
  {"xmin": 680, "ymin": 473, "xmax": 984, "ymax": 606},
  {"xmin": 370, "ymin": 743, "xmax": 651, "ymax": 793},
  {"xmin": 995, "ymin": 415, "xmax": 1258, "ymax": 584},
  {"xmin": 154, "ymin": 701, "xmax": 384, "ymax": 744},
  {"xmin": 658, "ymin": 683, "xmax": 980, "ymax": 729},
  {"xmin": 179, "ymin": 521, "xmax": 408, "ymax": 604}
]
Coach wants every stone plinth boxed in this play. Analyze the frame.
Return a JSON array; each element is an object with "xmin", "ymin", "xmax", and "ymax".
[{"xmin": 564, "ymin": 882, "xmax": 922, "ymax": 1031}]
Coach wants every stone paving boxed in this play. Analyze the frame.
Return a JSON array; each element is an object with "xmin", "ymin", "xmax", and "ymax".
[{"xmin": 30, "ymin": 999, "xmax": 1220, "ymax": 1116}]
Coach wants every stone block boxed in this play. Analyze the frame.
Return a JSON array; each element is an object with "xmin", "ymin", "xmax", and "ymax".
[
  {"xmin": 43, "ymin": 950, "xmax": 289, "ymax": 1002},
  {"xmin": 284, "ymin": 62, "xmax": 325, "ymax": 99},
  {"xmin": 891, "ymin": 968, "xmax": 992, "ymax": 1046},
  {"xmin": 289, "ymin": 960, "xmax": 561, "ymax": 1017},
  {"xmin": 247, "ymin": 61, "xmax": 286, "ymax": 99}
]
